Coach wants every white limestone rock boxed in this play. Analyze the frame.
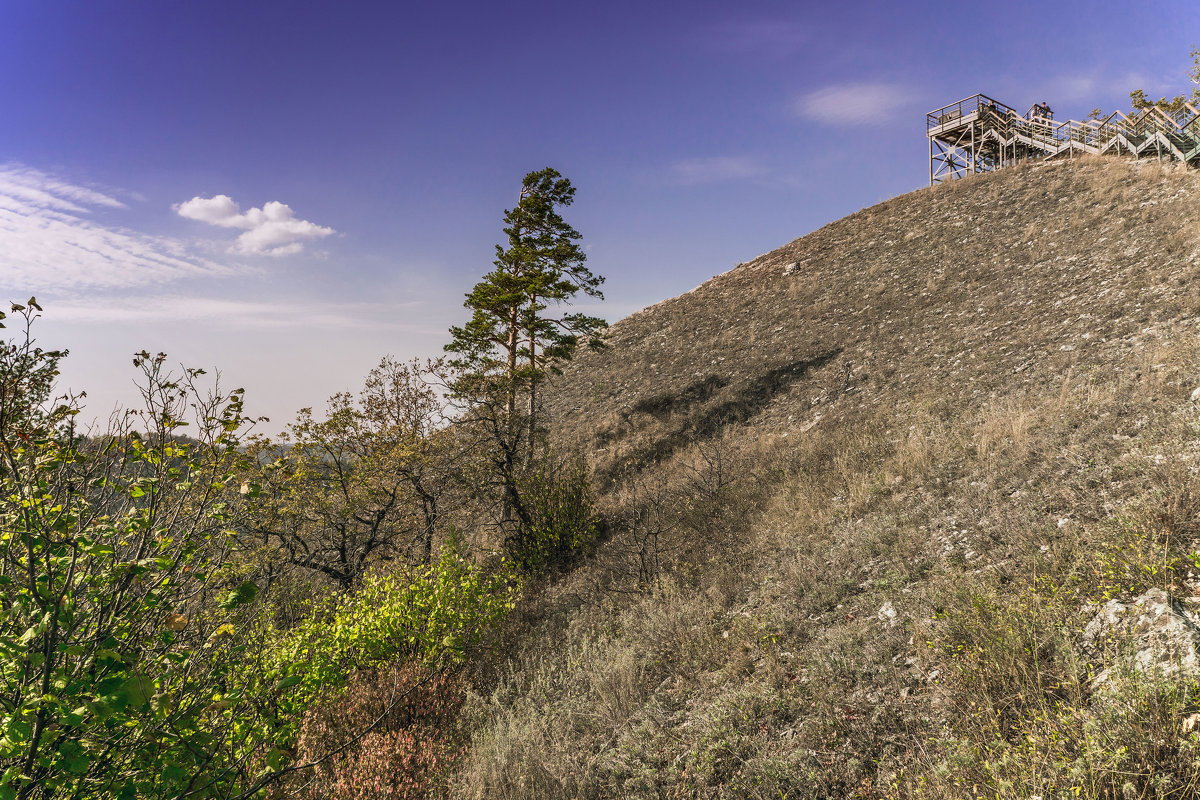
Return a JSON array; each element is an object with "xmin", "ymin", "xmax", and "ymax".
[{"xmin": 1083, "ymin": 588, "xmax": 1200, "ymax": 687}]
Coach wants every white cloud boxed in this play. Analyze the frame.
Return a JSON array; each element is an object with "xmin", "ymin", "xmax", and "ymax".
[
  {"xmin": 176, "ymin": 195, "xmax": 334, "ymax": 256},
  {"xmin": 0, "ymin": 164, "xmax": 230, "ymax": 292},
  {"xmin": 175, "ymin": 194, "xmax": 240, "ymax": 224},
  {"xmin": 796, "ymin": 82, "xmax": 917, "ymax": 125},
  {"xmin": 48, "ymin": 294, "xmax": 421, "ymax": 331},
  {"xmin": 0, "ymin": 165, "xmax": 127, "ymax": 213},
  {"xmin": 669, "ymin": 156, "xmax": 767, "ymax": 185}
]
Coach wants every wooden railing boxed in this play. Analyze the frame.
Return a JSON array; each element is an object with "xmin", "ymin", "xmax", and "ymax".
[
  {"xmin": 929, "ymin": 94, "xmax": 1200, "ymax": 159},
  {"xmin": 926, "ymin": 94, "xmax": 1017, "ymax": 131}
]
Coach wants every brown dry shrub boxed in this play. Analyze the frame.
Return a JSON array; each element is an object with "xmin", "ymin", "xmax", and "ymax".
[{"xmin": 288, "ymin": 663, "xmax": 465, "ymax": 800}]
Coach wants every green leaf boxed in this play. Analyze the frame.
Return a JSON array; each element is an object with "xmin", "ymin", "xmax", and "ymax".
[
  {"xmin": 208, "ymin": 623, "xmax": 236, "ymax": 641},
  {"xmin": 62, "ymin": 707, "xmax": 88, "ymax": 727},
  {"xmin": 3, "ymin": 720, "xmax": 30, "ymax": 747},
  {"xmin": 86, "ymin": 697, "xmax": 115, "ymax": 721},
  {"xmin": 274, "ymin": 675, "xmax": 303, "ymax": 692},
  {"xmin": 120, "ymin": 675, "xmax": 152, "ymax": 708},
  {"xmin": 264, "ymin": 747, "xmax": 287, "ymax": 771},
  {"xmin": 218, "ymin": 580, "xmax": 258, "ymax": 610}
]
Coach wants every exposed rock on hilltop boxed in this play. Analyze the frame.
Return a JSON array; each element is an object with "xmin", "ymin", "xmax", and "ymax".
[{"xmin": 459, "ymin": 158, "xmax": 1200, "ymax": 800}]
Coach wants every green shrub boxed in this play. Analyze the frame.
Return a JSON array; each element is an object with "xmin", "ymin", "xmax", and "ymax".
[
  {"xmin": 510, "ymin": 458, "xmax": 601, "ymax": 572},
  {"xmin": 0, "ymin": 305, "xmax": 271, "ymax": 799},
  {"xmin": 259, "ymin": 544, "xmax": 517, "ymax": 750}
]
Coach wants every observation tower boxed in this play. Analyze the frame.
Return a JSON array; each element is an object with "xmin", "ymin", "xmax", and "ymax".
[{"xmin": 927, "ymin": 93, "xmax": 1200, "ymax": 185}]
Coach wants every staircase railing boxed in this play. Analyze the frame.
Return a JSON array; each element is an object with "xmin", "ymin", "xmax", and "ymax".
[
  {"xmin": 1097, "ymin": 110, "xmax": 1135, "ymax": 147},
  {"xmin": 927, "ymin": 93, "xmax": 1017, "ymax": 131},
  {"xmin": 928, "ymin": 93, "xmax": 1200, "ymax": 183},
  {"xmin": 1130, "ymin": 106, "xmax": 1197, "ymax": 157},
  {"xmin": 1059, "ymin": 118, "xmax": 1104, "ymax": 150},
  {"xmin": 1185, "ymin": 104, "xmax": 1200, "ymax": 138},
  {"xmin": 1175, "ymin": 103, "xmax": 1200, "ymax": 149}
]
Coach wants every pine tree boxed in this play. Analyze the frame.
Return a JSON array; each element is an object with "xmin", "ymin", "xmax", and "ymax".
[{"xmin": 446, "ymin": 167, "xmax": 605, "ymax": 531}]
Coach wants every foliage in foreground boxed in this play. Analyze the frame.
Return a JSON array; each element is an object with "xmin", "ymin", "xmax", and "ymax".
[
  {"xmin": 264, "ymin": 543, "xmax": 517, "ymax": 719},
  {"xmin": 0, "ymin": 303, "xmax": 267, "ymax": 799},
  {"xmin": 0, "ymin": 303, "xmax": 521, "ymax": 799}
]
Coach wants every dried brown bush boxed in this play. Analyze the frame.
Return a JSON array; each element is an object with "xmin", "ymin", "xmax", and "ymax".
[{"xmin": 288, "ymin": 664, "xmax": 465, "ymax": 799}]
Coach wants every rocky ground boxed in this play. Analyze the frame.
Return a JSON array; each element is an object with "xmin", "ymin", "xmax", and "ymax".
[{"xmin": 455, "ymin": 157, "xmax": 1200, "ymax": 799}]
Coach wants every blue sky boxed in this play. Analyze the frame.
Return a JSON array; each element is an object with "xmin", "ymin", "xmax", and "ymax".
[{"xmin": 1, "ymin": 0, "xmax": 1196, "ymax": 429}]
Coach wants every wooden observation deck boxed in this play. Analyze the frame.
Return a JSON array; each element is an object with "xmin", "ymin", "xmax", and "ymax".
[{"xmin": 927, "ymin": 93, "xmax": 1200, "ymax": 185}]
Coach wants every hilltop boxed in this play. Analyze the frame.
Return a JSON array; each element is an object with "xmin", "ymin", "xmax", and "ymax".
[
  {"xmin": 453, "ymin": 157, "xmax": 1200, "ymax": 799},
  {"xmin": 547, "ymin": 156, "xmax": 1199, "ymax": 469}
]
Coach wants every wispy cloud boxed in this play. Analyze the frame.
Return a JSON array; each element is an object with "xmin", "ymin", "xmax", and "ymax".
[
  {"xmin": 702, "ymin": 19, "xmax": 809, "ymax": 57},
  {"xmin": 669, "ymin": 156, "xmax": 767, "ymax": 185},
  {"xmin": 49, "ymin": 294, "xmax": 422, "ymax": 331},
  {"xmin": 987, "ymin": 67, "xmax": 1170, "ymax": 119},
  {"xmin": 175, "ymin": 195, "xmax": 334, "ymax": 256},
  {"xmin": 1036, "ymin": 70, "xmax": 1158, "ymax": 108},
  {"xmin": 795, "ymin": 82, "xmax": 917, "ymax": 125},
  {"xmin": 0, "ymin": 164, "xmax": 230, "ymax": 292}
]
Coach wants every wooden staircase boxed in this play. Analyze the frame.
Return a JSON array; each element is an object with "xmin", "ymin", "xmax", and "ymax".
[{"xmin": 927, "ymin": 94, "xmax": 1200, "ymax": 185}]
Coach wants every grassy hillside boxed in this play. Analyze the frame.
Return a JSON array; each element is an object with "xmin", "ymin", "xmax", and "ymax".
[{"xmin": 453, "ymin": 157, "xmax": 1200, "ymax": 798}]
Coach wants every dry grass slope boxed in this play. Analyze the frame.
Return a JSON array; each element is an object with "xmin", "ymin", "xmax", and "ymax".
[{"xmin": 455, "ymin": 158, "xmax": 1200, "ymax": 799}]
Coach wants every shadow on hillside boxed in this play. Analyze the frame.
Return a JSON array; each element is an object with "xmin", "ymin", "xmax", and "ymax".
[
  {"xmin": 598, "ymin": 349, "xmax": 840, "ymax": 485},
  {"xmin": 630, "ymin": 374, "xmax": 729, "ymax": 420}
]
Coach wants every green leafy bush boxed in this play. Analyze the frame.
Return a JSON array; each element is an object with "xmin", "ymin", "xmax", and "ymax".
[
  {"xmin": 0, "ymin": 304, "xmax": 271, "ymax": 799},
  {"xmin": 259, "ymin": 544, "xmax": 517, "ymax": 751},
  {"xmin": 0, "ymin": 304, "xmax": 516, "ymax": 798},
  {"xmin": 509, "ymin": 458, "xmax": 601, "ymax": 572}
]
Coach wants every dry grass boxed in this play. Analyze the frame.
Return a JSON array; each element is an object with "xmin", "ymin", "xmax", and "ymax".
[{"xmin": 448, "ymin": 159, "xmax": 1200, "ymax": 799}]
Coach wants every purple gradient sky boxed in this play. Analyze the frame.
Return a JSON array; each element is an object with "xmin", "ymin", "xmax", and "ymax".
[{"xmin": 1, "ymin": 0, "xmax": 1196, "ymax": 429}]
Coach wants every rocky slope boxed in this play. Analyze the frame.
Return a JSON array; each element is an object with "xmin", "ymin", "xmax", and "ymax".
[
  {"xmin": 457, "ymin": 157, "xmax": 1200, "ymax": 799},
  {"xmin": 547, "ymin": 157, "xmax": 1200, "ymax": 476}
]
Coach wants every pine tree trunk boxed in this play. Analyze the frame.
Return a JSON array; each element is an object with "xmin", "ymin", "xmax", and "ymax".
[
  {"xmin": 528, "ymin": 300, "xmax": 537, "ymax": 467},
  {"xmin": 502, "ymin": 306, "xmax": 519, "ymax": 526}
]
